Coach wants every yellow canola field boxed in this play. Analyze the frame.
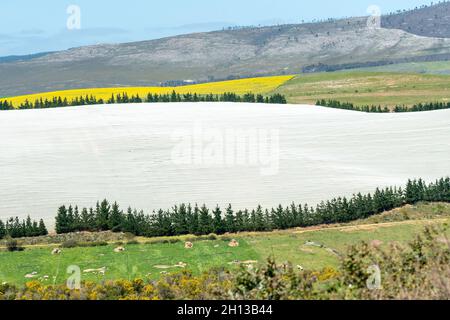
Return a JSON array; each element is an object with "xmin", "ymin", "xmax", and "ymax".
[{"xmin": 5, "ymin": 75, "xmax": 295, "ymax": 108}]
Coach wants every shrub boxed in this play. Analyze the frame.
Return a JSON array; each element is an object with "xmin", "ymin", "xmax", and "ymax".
[
  {"xmin": 338, "ymin": 225, "xmax": 450, "ymax": 299},
  {"xmin": 185, "ymin": 235, "xmax": 217, "ymax": 242},
  {"xmin": 61, "ymin": 239, "xmax": 78, "ymax": 248},
  {"xmin": 124, "ymin": 232, "xmax": 135, "ymax": 240},
  {"xmin": 78, "ymin": 241, "xmax": 108, "ymax": 247},
  {"xmin": 147, "ymin": 238, "xmax": 181, "ymax": 245},
  {"xmin": 207, "ymin": 234, "xmax": 218, "ymax": 241},
  {"xmin": 6, "ymin": 238, "xmax": 24, "ymax": 252},
  {"xmin": 148, "ymin": 239, "xmax": 169, "ymax": 245},
  {"xmin": 61, "ymin": 240, "xmax": 108, "ymax": 248}
]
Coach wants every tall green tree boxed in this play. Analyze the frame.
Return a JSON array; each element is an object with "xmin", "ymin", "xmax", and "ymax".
[
  {"xmin": 172, "ymin": 204, "xmax": 189, "ymax": 235},
  {"xmin": 67, "ymin": 206, "xmax": 75, "ymax": 232},
  {"xmin": 225, "ymin": 204, "xmax": 236, "ymax": 233},
  {"xmin": 25, "ymin": 215, "xmax": 33, "ymax": 237},
  {"xmin": 55, "ymin": 206, "xmax": 69, "ymax": 234},
  {"xmin": 96, "ymin": 200, "xmax": 111, "ymax": 231},
  {"xmin": 0, "ymin": 220, "xmax": 6, "ymax": 239},
  {"xmin": 198, "ymin": 205, "xmax": 213, "ymax": 235},
  {"xmin": 109, "ymin": 202, "xmax": 124, "ymax": 232},
  {"xmin": 38, "ymin": 219, "xmax": 48, "ymax": 236},
  {"xmin": 212, "ymin": 206, "xmax": 225, "ymax": 234},
  {"xmin": 186, "ymin": 204, "xmax": 199, "ymax": 235}
]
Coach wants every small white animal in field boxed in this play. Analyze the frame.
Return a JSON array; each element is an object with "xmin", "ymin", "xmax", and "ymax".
[
  {"xmin": 228, "ymin": 239, "xmax": 239, "ymax": 247},
  {"xmin": 175, "ymin": 262, "xmax": 187, "ymax": 268},
  {"xmin": 83, "ymin": 267, "xmax": 106, "ymax": 274}
]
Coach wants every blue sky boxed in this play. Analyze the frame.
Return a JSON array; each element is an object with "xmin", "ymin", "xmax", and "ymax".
[{"xmin": 0, "ymin": 0, "xmax": 433, "ymax": 56}]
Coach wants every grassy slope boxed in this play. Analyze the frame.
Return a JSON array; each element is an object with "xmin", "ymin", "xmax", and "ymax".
[
  {"xmin": 1, "ymin": 202, "xmax": 449, "ymax": 285},
  {"xmin": 275, "ymin": 71, "xmax": 450, "ymax": 107},
  {"xmin": 0, "ymin": 239, "xmax": 259, "ymax": 285},
  {"xmin": 351, "ymin": 61, "xmax": 450, "ymax": 75}
]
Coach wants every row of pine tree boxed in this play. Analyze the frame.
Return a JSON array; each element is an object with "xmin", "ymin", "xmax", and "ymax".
[
  {"xmin": 54, "ymin": 177, "xmax": 450, "ymax": 237},
  {"xmin": 1, "ymin": 177, "xmax": 448, "ymax": 239},
  {"xmin": 0, "ymin": 92, "xmax": 287, "ymax": 110},
  {"xmin": 316, "ymin": 99, "xmax": 450, "ymax": 113},
  {"xmin": 0, "ymin": 216, "xmax": 48, "ymax": 239}
]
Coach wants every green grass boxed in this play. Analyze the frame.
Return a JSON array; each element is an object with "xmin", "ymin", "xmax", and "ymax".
[
  {"xmin": 1, "ymin": 203, "xmax": 449, "ymax": 285},
  {"xmin": 248, "ymin": 219, "xmax": 448, "ymax": 270},
  {"xmin": 351, "ymin": 61, "xmax": 450, "ymax": 75},
  {"xmin": 349, "ymin": 202, "xmax": 450, "ymax": 224},
  {"xmin": 0, "ymin": 239, "xmax": 259, "ymax": 285},
  {"xmin": 275, "ymin": 71, "xmax": 450, "ymax": 107}
]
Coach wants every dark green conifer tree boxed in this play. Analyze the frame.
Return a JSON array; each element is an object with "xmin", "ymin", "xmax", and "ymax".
[
  {"xmin": 198, "ymin": 205, "xmax": 213, "ymax": 235},
  {"xmin": 96, "ymin": 200, "xmax": 111, "ymax": 231},
  {"xmin": 38, "ymin": 219, "xmax": 48, "ymax": 236},
  {"xmin": 224, "ymin": 204, "xmax": 236, "ymax": 233},
  {"xmin": 0, "ymin": 220, "xmax": 6, "ymax": 239},
  {"xmin": 109, "ymin": 202, "xmax": 124, "ymax": 232},
  {"xmin": 55, "ymin": 205, "xmax": 69, "ymax": 234},
  {"xmin": 212, "ymin": 205, "xmax": 225, "ymax": 234}
]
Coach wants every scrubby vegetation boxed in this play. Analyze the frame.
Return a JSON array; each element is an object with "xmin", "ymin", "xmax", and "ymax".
[
  {"xmin": 1, "ymin": 225, "xmax": 448, "ymax": 300},
  {"xmin": 0, "ymin": 91, "xmax": 287, "ymax": 110},
  {"xmin": 347, "ymin": 202, "xmax": 450, "ymax": 225},
  {"xmin": 0, "ymin": 231, "xmax": 127, "ymax": 247},
  {"xmin": 5, "ymin": 238, "xmax": 24, "ymax": 252},
  {"xmin": 54, "ymin": 177, "xmax": 450, "ymax": 238},
  {"xmin": 233, "ymin": 227, "xmax": 450, "ymax": 300},
  {"xmin": 61, "ymin": 239, "xmax": 109, "ymax": 249},
  {"xmin": 317, "ymin": 99, "xmax": 450, "ymax": 113},
  {"xmin": 338, "ymin": 225, "xmax": 450, "ymax": 300}
]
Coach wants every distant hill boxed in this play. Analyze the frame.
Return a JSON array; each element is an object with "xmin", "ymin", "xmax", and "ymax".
[
  {"xmin": 0, "ymin": 52, "xmax": 52, "ymax": 64},
  {"xmin": 382, "ymin": 1, "xmax": 450, "ymax": 38},
  {"xmin": 3, "ymin": 3, "xmax": 450, "ymax": 97}
]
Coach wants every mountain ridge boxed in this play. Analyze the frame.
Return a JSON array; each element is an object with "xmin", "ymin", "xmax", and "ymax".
[{"xmin": 3, "ymin": 3, "xmax": 450, "ymax": 97}]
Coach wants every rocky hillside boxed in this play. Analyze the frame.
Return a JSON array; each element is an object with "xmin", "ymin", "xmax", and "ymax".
[
  {"xmin": 3, "ymin": 3, "xmax": 450, "ymax": 97},
  {"xmin": 382, "ymin": 1, "xmax": 450, "ymax": 38}
]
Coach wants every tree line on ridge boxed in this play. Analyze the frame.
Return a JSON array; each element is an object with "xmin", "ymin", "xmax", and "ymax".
[
  {"xmin": 54, "ymin": 177, "xmax": 450, "ymax": 237},
  {"xmin": 317, "ymin": 99, "xmax": 450, "ymax": 113},
  {"xmin": 0, "ymin": 92, "xmax": 287, "ymax": 110}
]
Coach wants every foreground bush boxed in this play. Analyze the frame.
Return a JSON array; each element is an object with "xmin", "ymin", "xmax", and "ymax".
[
  {"xmin": 0, "ymin": 225, "xmax": 448, "ymax": 300},
  {"xmin": 338, "ymin": 225, "xmax": 450, "ymax": 299},
  {"xmin": 5, "ymin": 238, "xmax": 24, "ymax": 252},
  {"xmin": 61, "ymin": 239, "xmax": 108, "ymax": 248}
]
